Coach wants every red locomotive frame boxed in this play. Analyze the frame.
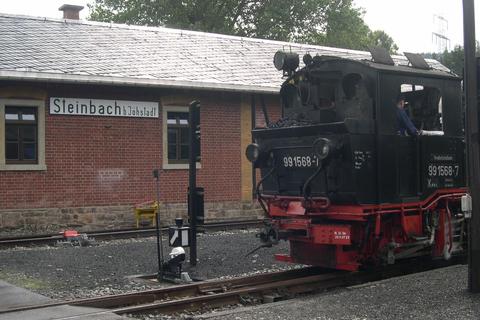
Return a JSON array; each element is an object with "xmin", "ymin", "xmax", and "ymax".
[{"xmin": 261, "ymin": 188, "xmax": 466, "ymax": 271}]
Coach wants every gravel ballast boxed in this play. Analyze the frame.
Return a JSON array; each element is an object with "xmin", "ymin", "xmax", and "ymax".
[
  {"xmin": 1, "ymin": 229, "xmax": 479, "ymax": 320},
  {"xmin": 197, "ymin": 264, "xmax": 480, "ymax": 320},
  {"xmin": 0, "ymin": 229, "xmax": 293, "ymax": 300}
]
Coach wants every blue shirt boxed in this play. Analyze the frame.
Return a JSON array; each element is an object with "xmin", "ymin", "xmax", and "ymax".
[{"xmin": 396, "ymin": 108, "xmax": 418, "ymax": 136}]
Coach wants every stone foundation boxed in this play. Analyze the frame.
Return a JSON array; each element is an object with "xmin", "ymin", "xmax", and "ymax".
[{"xmin": 0, "ymin": 201, "xmax": 263, "ymax": 236}]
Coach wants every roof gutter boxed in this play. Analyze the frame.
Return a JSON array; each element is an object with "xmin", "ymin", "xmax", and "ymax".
[{"xmin": 0, "ymin": 70, "xmax": 279, "ymax": 94}]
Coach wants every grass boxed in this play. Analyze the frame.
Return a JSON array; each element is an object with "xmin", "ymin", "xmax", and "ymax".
[{"xmin": 0, "ymin": 270, "xmax": 49, "ymax": 291}]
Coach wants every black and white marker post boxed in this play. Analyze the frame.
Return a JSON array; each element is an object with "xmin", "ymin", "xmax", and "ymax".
[{"xmin": 153, "ymin": 169, "xmax": 164, "ymax": 280}]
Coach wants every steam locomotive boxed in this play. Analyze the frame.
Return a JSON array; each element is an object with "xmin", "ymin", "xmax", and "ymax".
[{"xmin": 247, "ymin": 49, "xmax": 468, "ymax": 271}]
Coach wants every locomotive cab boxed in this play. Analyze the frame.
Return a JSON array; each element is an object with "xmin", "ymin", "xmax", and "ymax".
[{"xmin": 248, "ymin": 51, "xmax": 466, "ymax": 271}]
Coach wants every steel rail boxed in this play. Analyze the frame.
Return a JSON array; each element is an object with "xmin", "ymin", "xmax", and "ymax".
[
  {"xmin": 0, "ymin": 219, "xmax": 263, "ymax": 247},
  {"xmin": 0, "ymin": 266, "xmax": 328, "ymax": 314},
  {"xmin": 109, "ymin": 259, "xmax": 458, "ymax": 315},
  {"xmin": 0, "ymin": 257, "xmax": 464, "ymax": 317},
  {"xmin": 111, "ymin": 272, "xmax": 344, "ymax": 315}
]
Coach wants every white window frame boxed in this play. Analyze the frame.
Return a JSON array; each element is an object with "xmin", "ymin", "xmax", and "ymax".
[
  {"xmin": 162, "ymin": 106, "xmax": 201, "ymax": 170},
  {"xmin": 0, "ymin": 99, "xmax": 46, "ymax": 171}
]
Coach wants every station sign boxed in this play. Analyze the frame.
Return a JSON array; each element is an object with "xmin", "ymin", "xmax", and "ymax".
[{"xmin": 49, "ymin": 97, "xmax": 159, "ymax": 118}]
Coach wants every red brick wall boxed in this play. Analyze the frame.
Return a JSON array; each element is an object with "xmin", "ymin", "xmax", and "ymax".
[
  {"xmin": 252, "ymin": 95, "xmax": 283, "ymax": 186},
  {"xmin": 1, "ymin": 104, "xmax": 163, "ymax": 209},
  {"xmin": 255, "ymin": 95, "xmax": 282, "ymax": 128},
  {"xmin": 0, "ymin": 83, "xmax": 280, "ymax": 211},
  {"xmin": 159, "ymin": 94, "xmax": 243, "ymax": 203}
]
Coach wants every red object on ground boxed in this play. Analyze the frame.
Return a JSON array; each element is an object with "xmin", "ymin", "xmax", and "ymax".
[{"xmin": 63, "ymin": 230, "xmax": 79, "ymax": 238}]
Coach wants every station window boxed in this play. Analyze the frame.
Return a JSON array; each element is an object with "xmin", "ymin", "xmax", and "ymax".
[
  {"xmin": 162, "ymin": 105, "xmax": 199, "ymax": 170},
  {"xmin": 167, "ymin": 111, "xmax": 189, "ymax": 164},
  {"xmin": 0, "ymin": 99, "xmax": 46, "ymax": 171},
  {"xmin": 5, "ymin": 107, "xmax": 38, "ymax": 164}
]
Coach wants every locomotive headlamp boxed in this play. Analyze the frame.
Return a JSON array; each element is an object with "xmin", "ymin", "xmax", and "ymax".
[
  {"xmin": 273, "ymin": 51, "xmax": 299, "ymax": 72},
  {"xmin": 313, "ymin": 138, "xmax": 332, "ymax": 160},
  {"xmin": 246, "ymin": 143, "xmax": 261, "ymax": 163}
]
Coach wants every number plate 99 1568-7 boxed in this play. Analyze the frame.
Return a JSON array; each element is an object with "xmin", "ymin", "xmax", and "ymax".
[{"xmin": 282, "ymin": 155, "xmax": 320, "ymax": 168}]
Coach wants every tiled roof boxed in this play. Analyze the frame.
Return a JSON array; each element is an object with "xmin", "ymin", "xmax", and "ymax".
[{"xmin": 0, "ymin": 13, "xmax": 451, "ymax": 94}]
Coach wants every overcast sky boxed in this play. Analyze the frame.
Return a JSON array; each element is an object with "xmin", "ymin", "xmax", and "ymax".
[
  {"xmin": 355, "ymin": 0, "xmax": 479, "ymax": 53},
  {"xmin": 0, "ymin": 0, "xmax": 478, "ymax": 53}
]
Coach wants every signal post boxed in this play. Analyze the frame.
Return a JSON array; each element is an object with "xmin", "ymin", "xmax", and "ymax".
[
  {"xmin": 463, "ymin": 0, "xmax": 480, "ymax": 293},
  {"xmin": 188, "ymin": 101, "xmax": 202, "ymax": 266}
]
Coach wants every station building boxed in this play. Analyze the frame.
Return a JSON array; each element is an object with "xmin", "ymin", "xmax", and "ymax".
[{"xmin": 0, "ymin": 6, "xmax": 446, "ymax": 233}]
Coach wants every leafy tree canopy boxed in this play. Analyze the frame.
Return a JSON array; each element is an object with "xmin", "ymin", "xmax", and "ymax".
[
  {"xmin": 423, "ymin": 42, "xmax": 480, "ymax": 76},
  {"xmin": 368, "ymin": 30, "xmax": 398, "ymax": 54},
  {"xmin": 88, "ymin": 0, "xmax": 398, "ymax": 53}
]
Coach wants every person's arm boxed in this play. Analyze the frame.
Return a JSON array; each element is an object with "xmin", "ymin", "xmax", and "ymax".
[{"xmin": 398, "ymin": 109, "xmax": 418, "ymax": 136}]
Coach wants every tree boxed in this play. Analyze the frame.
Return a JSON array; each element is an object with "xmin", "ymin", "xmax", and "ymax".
[
  {"xmin": 423, "ymin": 42, "xmax": 480, "ymax": 76},
  {"xmin": 305, "ymin": 1, "xmax": 371, "ymax": 50},
  {"xmin": 441, "ymin": 46, "xmax": 466, "ymax": 76},
  {"xmin": 368, "ymin": 30, "xmax": 399, "ymax": 54},
  {"xmin": 88, "ymin": 0, "xmax": 397, "ymax": 52},
  {"xmin": 300, "ymin": 2, "xmax": 398, "ymax": 53},
  {"xmin": 234, "ymin": 0, "xmax": 333, "ymax": 42},
  {"xmin": 88, "ymin": 0, "xmax": 335, "ymax": 41},
  {"xmin": 88, "ymin": 0, "xmax": 239, "ymax": 34}
]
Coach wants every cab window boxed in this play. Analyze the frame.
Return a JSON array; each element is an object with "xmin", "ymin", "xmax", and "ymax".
[{"xmin": 400, "ymin": 84, "xmax": 443, "ymax": 133}]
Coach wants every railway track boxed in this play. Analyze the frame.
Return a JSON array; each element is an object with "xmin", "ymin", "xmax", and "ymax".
[
  {"xmin": 0, "ymin": 257, "xmax": 464, "ymax": 318},
  {"xmin": 0, "ymin": 219, "xmax": 262, "ymax": 248}
]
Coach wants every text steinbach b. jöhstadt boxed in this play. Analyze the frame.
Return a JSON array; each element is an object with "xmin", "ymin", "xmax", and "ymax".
[{"xmin": 50, "ymin": 97, "xmax": 159, "ymax": 118}]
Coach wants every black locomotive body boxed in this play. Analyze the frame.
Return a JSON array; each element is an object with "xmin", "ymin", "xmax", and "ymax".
[{"xmin": 248, "ymin": 51, "xmax": 467, "ymax": 270}]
